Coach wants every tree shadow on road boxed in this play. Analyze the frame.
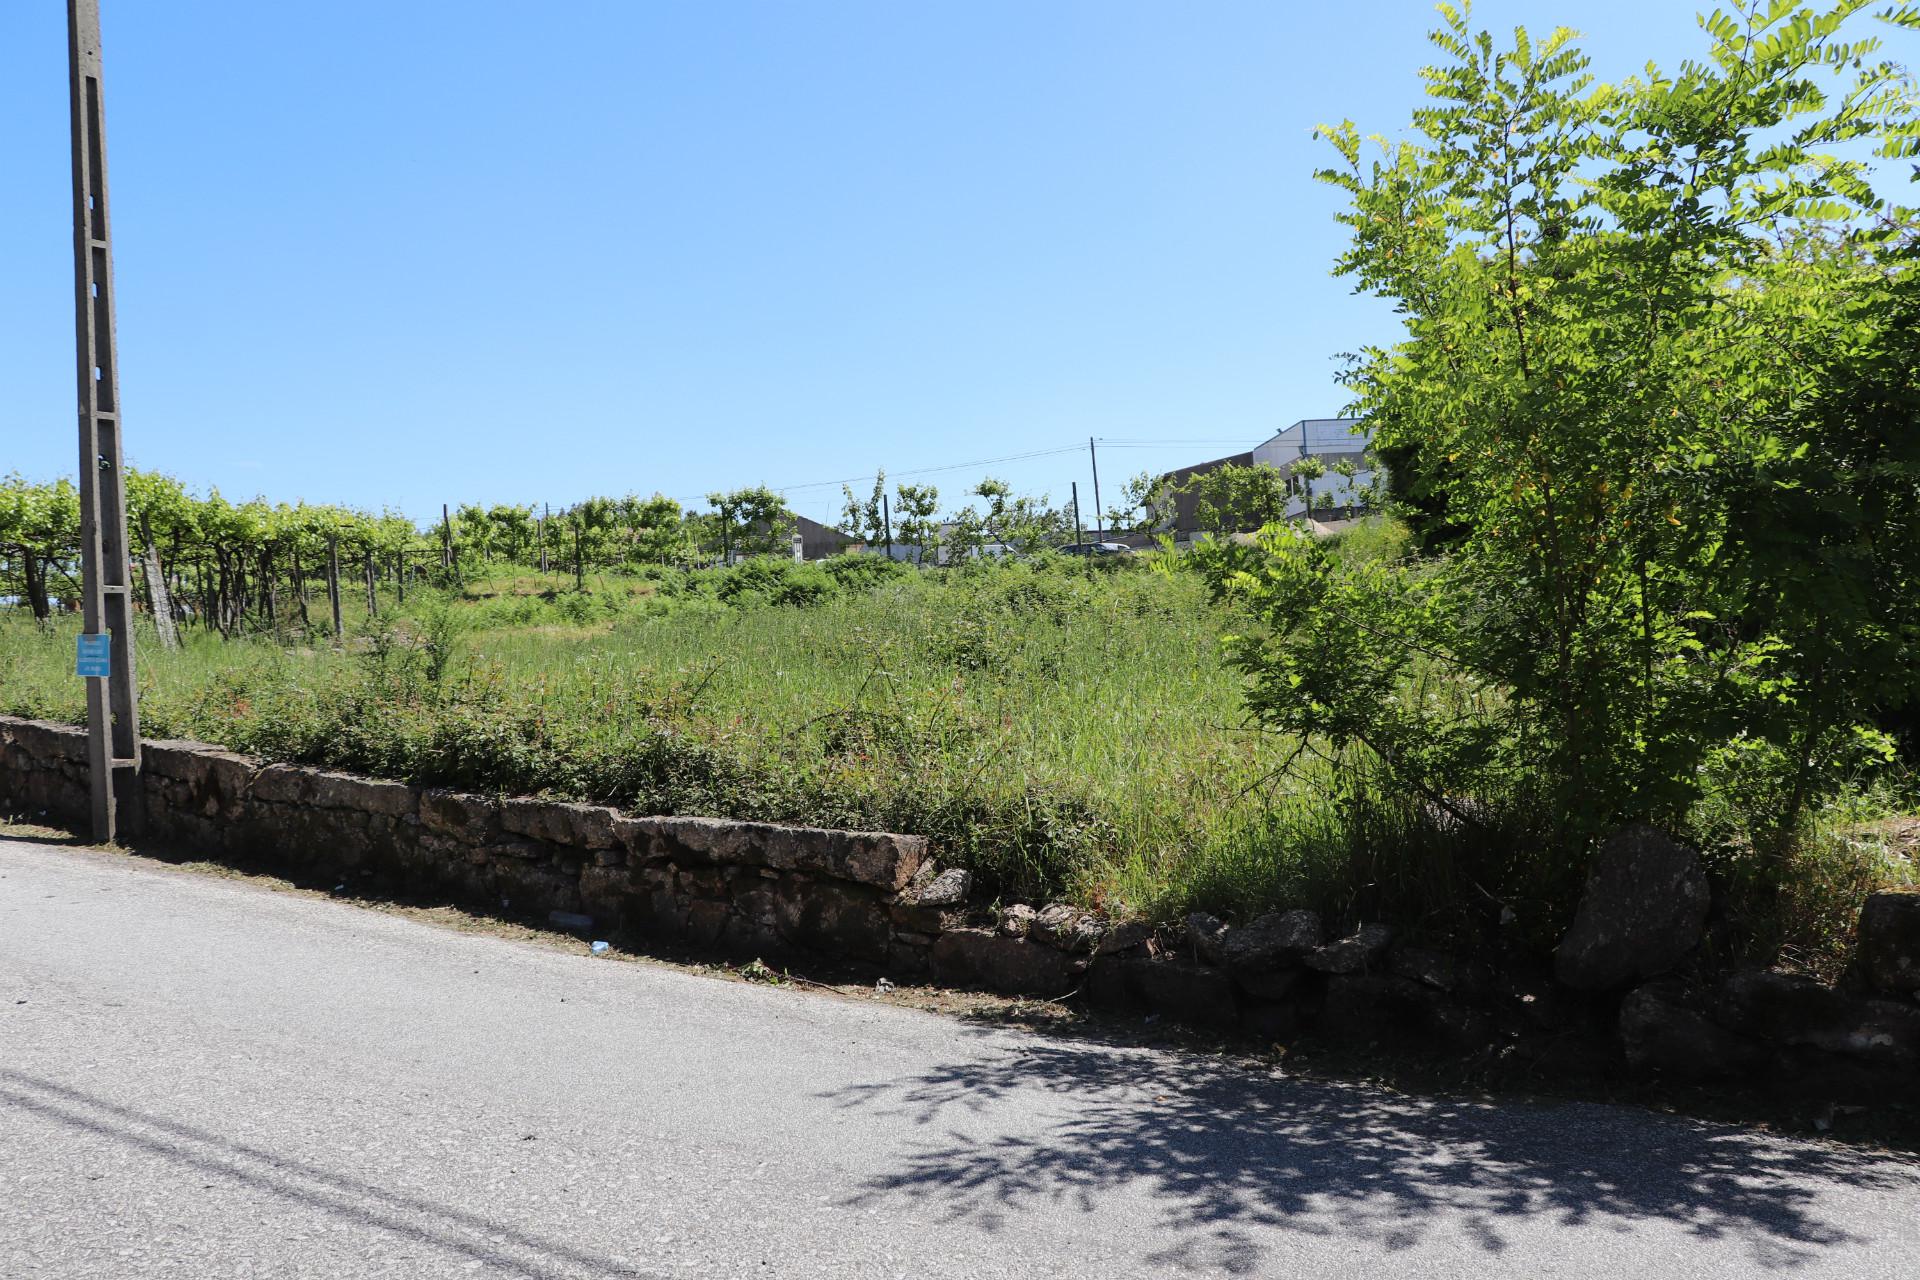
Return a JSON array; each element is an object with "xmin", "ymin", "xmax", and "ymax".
[{"xmin": 823, "ymin": 1034, "xmax": 1918, "ymax": 1275}]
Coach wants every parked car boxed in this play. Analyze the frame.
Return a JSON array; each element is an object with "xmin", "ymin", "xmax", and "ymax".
[{"xmin": 1059, "ymin": 541, "xmax": 1130, "ymax": 556}]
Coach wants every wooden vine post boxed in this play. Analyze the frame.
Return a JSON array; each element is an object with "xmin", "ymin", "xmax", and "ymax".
[{"xmin": 325, "ymin": 534, "xmax": 343, "ymax": 640}]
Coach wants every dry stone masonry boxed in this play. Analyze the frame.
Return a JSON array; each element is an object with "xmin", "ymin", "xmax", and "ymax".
[{"xmin": 3, "ymin": 713, "xmax": 1915, "ymax": 1105}]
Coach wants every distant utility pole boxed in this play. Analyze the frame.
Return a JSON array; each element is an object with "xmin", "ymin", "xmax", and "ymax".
[
  {"xmin": 1071, "ymin": 481, "xmax": 1084, "ymax": 546},
  {"xmin": 69, "ymin": 0, "xmax": 141, "ymax": 842},
  {"xmin": 882, "ymin": 492, "xmax": 893, "ymax": 561},
  {"xmin": 1088, "ymin": 437, "xmax": 1105, "ymax": 541}
]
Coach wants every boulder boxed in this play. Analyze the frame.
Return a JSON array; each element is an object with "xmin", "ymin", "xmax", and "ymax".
[
  {"xmin": 1720, "ymin": 969, "xmax": 1920, "ymax": 1068},
  {"xmin": 997, "ymin": 904, "xmax": 1038, "ymax": 939},
  {"xmin": 1186, "ymin": 912, "xmax": 1229, "ymax": 966},
  {"xmin": 1305, "ymin": 923, "xmax": 1394, "ymax": 975},
  {"xmin": 1619, "ymin": 982, "xmax": 1766, "ymax": 1080},
  {"xmin": 1852, "ymin": 891, "xmax": 1920, "ymax": 999},
  {"xmin": 1554, "ymin": 823, "xmax": 1710, "ymax": 990},
  {"xmin": 1093, "ymin": 919, "xmax": 1154, "ymax": 957},
  {"xmin": 1030, "ymin": 903, "xmax": 1080, "ymax": 943},
  {"xmin": 907, "ymin": 867, "xmax": 973, "ymax": 908},
  {"xmin": 931, "ymin": 929, "xmax": 1081, "ymax": 998},
  {"xmin": 1220, "ymin": 909, "xmax": 1321, "ymax": 975}
]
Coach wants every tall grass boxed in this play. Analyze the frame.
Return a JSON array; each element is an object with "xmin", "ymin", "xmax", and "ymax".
[
  {"xmin": 3, "ymin": 541, "xmax": 1910, "ymax": 969},
  {"xmin": 0, "ymin": 558, "xmax": 1291, "ymax": 908}
]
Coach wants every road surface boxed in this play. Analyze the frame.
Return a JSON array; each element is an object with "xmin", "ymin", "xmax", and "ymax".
[{"xmin": 3, "ymin": 835, "xmax": 1917, "ymax": 1278}]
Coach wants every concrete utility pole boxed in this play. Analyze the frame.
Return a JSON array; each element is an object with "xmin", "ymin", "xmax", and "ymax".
[{"xmin": 69, "ymin": 0, "xmax": 141, "ymax": 842}]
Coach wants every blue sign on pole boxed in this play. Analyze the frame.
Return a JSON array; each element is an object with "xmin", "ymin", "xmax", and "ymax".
[{"xmin": 75, "ymin": 633, "xmax": 111, "ymax": 679}]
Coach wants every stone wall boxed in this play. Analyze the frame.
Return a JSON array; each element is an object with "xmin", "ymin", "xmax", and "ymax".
[
  {"xmin": 4, "ymin": 713, "xmax": 1916, "ymax": 1105},
  {"xmin": 0, "ymin": 716, "xmax": 929, "ymax": 971}
]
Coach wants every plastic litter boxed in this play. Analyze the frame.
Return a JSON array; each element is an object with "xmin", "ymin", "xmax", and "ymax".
[
  {"xmin": 875, "ymin": 977, "xmax": 895, "ymax": 994},
  {"xmin": 590, "ymin": 940, "xmax": 610, "ymax": 956}
]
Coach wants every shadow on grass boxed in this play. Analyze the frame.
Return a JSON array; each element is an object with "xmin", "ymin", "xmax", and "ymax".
[{"xmin": 824, "ymin": 1032, "xmax": 1919, "ymax": 1275}]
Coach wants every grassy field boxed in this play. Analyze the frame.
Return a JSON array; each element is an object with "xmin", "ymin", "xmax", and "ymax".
[
  {"xmin": 0, "ymin": 556, "xmax": 1324, "ymax": 919},
  {"xmin": 4, "ymin": 544, "xmax": 1911, "ymax": 969}
]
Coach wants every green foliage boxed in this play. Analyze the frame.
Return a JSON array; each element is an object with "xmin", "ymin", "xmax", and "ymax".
[
  {"xmin": 705, "ymin": 484, "xmax": 795, "ymax": 561},
  {"xmin": 1184, "ymin": 463, "xmax": 1292, "ymax": 537},
  {"xmin": 1268, "ymin": 0, "xmax": 1920, "ymax": 856}
]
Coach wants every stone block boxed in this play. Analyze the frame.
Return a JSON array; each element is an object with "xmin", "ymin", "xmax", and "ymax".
[
  {"xmin": 1093, "ymin": 919, "xmax": 1154, "ymax": 957},
  {"xmin": 1186, "ymin": 912, "xmax": 1228, "ymax": 965},
  {"xmin": 250, "ymin": 763, "xmax": 319, "ymax": 806},
  {"xmin": 310, "ymin": 771, "xmax": 418, "ymax": 818},
  {"xmin": 1221, "ymin": 909, "xmax": 1321, "ymax": 974},
  {"xmin": 197, "ymin": 753, "xmax": 258, "ymax": 818},
  {"xmin": 685, "ymin": 900, "xmax": 730, "ymax": 948},
  {"xmin": 904, "ymin": 866, "xmax": 972, "ymax": 908},
  {"xmin": 1232, "ymin": 967, "xmax": 1305, "ymax": 1003},
  {"xmin": 997, "ymin": 904, "xmax": 1038, "ymax": 938},
  {"xmin": 11, "ymin": 719, "xmax": 88, "ymax": 763},
  {"xmin": 140, "ymin": 738, "xmax": 228, "ymax": 783},
  {"xmin": 1305, "ymin": 923, "xmax": 1395, "ymax": 975},
  {"xmin": 1127, "ymin": 956, "xmax": 1239, "ymax": 1030},
  {"xmin": 1318, "ymin": 973, "xmax": 1486, "ymax": 1049},
  {"xmin": 578, "ymin": 864, "xmax": 632, "ymax": 926},
  {"xmin": 931, "ymin": 929, "xmax": 1081, "ymax": 998},
  {"xmin": 420, "ymin": 789, "xmax": 499, "ymax": 841},
  {"xmin": 1620, "ymin": 982, "xmax": 1766, "ymax": 1080},
  {"xmin": 617, "ymin": 815, "xmax": 925, "ymax": 890},
  {"xmin": 500, "ymin": 798, "xmax": 620, "ymax": 849},
  {"xmin": 773, "ymin": 880, "xmax": 890, "ymax": 963}
]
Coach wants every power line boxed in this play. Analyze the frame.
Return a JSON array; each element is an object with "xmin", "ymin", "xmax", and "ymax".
[{"xmin": 660, "ymin": 442, "xmax": 1095, "ymax": 506}]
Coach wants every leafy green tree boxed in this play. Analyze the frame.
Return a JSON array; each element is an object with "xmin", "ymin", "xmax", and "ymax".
[
  {"xmin": 1234, "ymin": 1, "xmax": 1920, "ymax": 850},
  {"xmin": 1100, "ymin": 470, "xmax": 1165, "ymax": 539},
  {"xmin": 893, "ymin": 482, "xmax": 940, "ymax": 559},
  {"xmin": 1288, "ymin": 456, "xmax": 1327, "ymax": 522},
  {"xmin": 705, "ymin": 485, "xmax": 795, "ymax": 561},
  {"xmin": 966, "ymin": 477, "xmax": 1071, "ymax": 553},
  {"xmin": 1183, "ymin": 463, "xmax": 1291, "ymax": 536},
  {"xmin": 839, "ymin": 471, "xmax": 889, "ymax": 547},
  {"xmin": 0, "ymin": 473, "xmax": 80, "ymax": 621},
  {"xmin": 616, "ymin": 493, "xmax": 687, "ymax": 565}
]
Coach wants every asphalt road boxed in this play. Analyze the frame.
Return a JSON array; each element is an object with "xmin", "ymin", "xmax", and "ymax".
[{"xmin": 3, "ymin": 836, "xmax": 1917, "ymax": 1279}]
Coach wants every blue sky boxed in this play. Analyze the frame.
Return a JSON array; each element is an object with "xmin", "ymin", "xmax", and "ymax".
[{"xmin": 1, "ymin": 2, "xmax": 1909, "ymax": 527}]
